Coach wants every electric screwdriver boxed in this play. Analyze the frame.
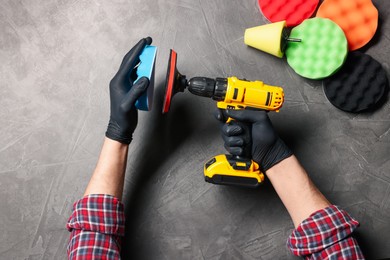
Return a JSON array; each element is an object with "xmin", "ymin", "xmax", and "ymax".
[
  {"xmin": 187, "ymin": 76, "xmax": 284, "ymax": 188},
  {"xmin": 163, "ymin": 49, "xmax": 285, "ymax": 188}
]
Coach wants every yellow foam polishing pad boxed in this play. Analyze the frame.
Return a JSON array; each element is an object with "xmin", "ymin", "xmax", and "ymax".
[{"xmin": 244, "ymin": 21, "xmax": 286, "ymax": 58}]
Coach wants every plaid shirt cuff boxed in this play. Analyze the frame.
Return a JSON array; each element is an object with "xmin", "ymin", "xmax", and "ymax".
[
  {"xmin": 67, "ymin": 194, "xmax": 125, "ymax": 236},
  {"xmin": 287, "ymin": 205, "xmax": 363, "ymax": 258}
]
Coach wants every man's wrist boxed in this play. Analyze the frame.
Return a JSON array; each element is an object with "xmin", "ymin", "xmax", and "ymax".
[
  {"xmin": 265, "ymin": 154, "xmax": 294, "ymax": 176},
  {"xmin": 105, "ymin": 120, "xmax": 133, "ymax": 144},
  {"xmin": 104, "ymin": 137, "xmax": 130, "ymax": 149}
]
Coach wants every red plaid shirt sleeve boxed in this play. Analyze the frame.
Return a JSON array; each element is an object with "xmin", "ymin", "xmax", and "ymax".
[
  {"xmin": 66, "ymin": 194, "xmax": 125, "ymax": 260},
  {"xmin": 288, "ymin": 205, "xmax": 365, "ymax": 259}
]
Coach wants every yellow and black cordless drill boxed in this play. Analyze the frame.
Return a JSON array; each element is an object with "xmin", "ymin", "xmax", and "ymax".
[{"xmin": 163, "ymin": 49, "xmax": 284, "ymax": 188}]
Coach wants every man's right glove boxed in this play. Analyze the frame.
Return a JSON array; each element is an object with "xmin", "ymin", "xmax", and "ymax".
[{"xmin": 217, "ymin": 109, "xmax": 293, "ymax": 172}]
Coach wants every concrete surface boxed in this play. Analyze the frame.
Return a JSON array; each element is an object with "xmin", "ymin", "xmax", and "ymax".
[{"xmin": 1, "ymin": 0, "xmax": 389, "ymax": 259}]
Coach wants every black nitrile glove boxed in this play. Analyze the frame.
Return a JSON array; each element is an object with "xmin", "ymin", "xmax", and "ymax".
[
  {"xmin": 216, "ymin": 109, "xmax": 293, "ymax": 172},
  {"xmin": 105, "ymin": 37, "xmax": 152, "ymax": 144}
]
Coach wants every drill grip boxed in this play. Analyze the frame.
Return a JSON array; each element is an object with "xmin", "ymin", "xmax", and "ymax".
[{"xmin": 226, "ymin": 119, "xmax": 253, "ymax": 160}]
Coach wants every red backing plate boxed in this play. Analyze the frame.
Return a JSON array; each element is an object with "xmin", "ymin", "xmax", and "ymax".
[{"xmin": 162, "ymin": 49, "xmax": 177, "ymax": 114}]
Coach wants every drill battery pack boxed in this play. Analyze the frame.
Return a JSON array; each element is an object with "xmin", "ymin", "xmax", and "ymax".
[{"xmin": 204, "ymin": 154, "xmax": 264, "ymax": 188}]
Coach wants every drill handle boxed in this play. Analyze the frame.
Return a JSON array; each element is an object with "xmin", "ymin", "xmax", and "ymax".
[
  {"xmin": 225, "ymin": 119, "xmax": 253, "ymax": 161},
  {"xmin": 217, "ymin": 108, "xmax": 253, "ymax": 161}
]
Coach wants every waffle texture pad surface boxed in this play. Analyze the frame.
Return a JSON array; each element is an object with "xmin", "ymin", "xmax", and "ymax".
[
  {"xmin": 286, "ymin": 18, "xmax": 348, "ymax": 79},
  {"xmin": 258, "ymin": 0, "xmax": 319, "ymax": 27},
  {"xmin": 317, "ymin": 0, "xmax": 378, "ymax": 50},
  {"xmin": 324, "ymin": 52, "xmax": 388, "ymax": 113}
]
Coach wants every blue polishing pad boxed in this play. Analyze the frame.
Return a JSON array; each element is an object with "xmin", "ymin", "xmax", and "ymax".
[{"xmin": 135, "ymin": 45, "xmax": 157, "ymax": 111}]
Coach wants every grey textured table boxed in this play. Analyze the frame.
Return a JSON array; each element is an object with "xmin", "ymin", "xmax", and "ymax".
[{"xmin": 1, "ymin": 0, "xmax": 389, "ymax": 259}]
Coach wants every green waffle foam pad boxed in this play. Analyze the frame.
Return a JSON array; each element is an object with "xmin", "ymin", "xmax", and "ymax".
[{"xmin": 286, "ymin": 18, "xmax": 348, "ymax": 79}]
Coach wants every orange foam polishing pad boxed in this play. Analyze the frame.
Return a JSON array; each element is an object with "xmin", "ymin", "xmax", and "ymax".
[{"xmin": 317, "ymin": 0, "xmax": 378, "ymax": 51}]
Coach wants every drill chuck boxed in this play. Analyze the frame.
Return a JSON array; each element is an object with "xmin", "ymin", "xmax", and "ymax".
[
  {"xmin": 187, "ymin": 77, "xmax": 227, "ymax": 101},
  {"xmin": 188, "ymin": 77, "xmax": 215, "ymax": 97}
]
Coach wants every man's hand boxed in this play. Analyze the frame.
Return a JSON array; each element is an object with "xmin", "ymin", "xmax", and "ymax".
[
  {"xmin": 105, "ymin": 37, "xmax": 152, "ymax": 144},
  {"xmin": 217, "ymin": 109, "xmax": 293, "ymax": 172}
]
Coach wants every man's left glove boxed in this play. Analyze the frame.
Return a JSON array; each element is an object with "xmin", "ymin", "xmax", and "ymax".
[{"xmin": 105, "ymin": 37, "xmax": 152, "ymax": 144}]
